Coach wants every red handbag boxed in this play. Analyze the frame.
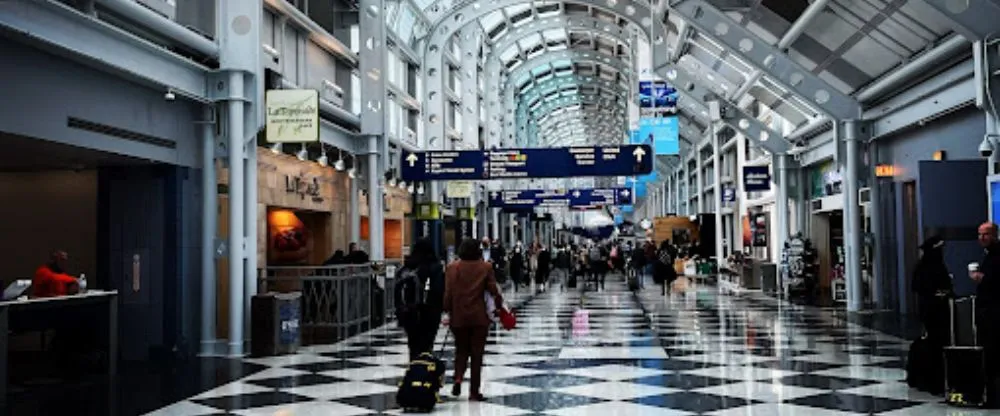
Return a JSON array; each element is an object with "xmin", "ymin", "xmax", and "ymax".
[{"xmin": 497, "ymin": 307, "xmax": 517, "ymax": 330}]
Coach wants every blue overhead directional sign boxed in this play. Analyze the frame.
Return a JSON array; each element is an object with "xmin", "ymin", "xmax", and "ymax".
[
  {"xmin": 400, "ymin": 145, "xmax": 653, "ymax": 181},
  {"xmin": 488, "ymin": 188, "xmax": 633, "ymax": 208}
]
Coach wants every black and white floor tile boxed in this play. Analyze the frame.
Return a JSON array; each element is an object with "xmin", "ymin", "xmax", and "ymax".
[{"xmin": 146, "ymin": 277, "xmax": 977, "ymax": 415}]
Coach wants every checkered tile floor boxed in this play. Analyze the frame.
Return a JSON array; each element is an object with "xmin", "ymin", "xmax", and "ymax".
[{"xmin": 146, "ymin": 276, "xmax": 968, "ymax": 415}]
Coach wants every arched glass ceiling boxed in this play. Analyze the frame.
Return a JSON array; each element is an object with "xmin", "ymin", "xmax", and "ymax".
[{"xmin": 399, "ymin": 0, "xmax": 961, "ymax": 161}]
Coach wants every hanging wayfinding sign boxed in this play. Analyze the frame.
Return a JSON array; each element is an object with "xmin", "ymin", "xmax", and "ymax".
[
  {"xmin": 400, "ymin": 145, "xmax": 653, "ymax": 181},
  {"xmin": 743, "ymin": 166, "xmax": 772, "ymax": 192},
  {"xmin": 488, "ymin": 188, "xmax": 633, "ymax": 208}
]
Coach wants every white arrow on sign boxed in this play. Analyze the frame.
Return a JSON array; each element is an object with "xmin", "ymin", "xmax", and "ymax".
[
  {"xmin": 406, "ymin": 153, "xmax": 419, "ymax": 167},
  {"xmin": 621, "ymin": 189, "xmax": 630, "ymax": 197},
  {"xmin": 491, "ymin": 192, "xmax": 499, "ymax": 199},
  {"xmin": 632, "ymin": 147, "xmax": 646, "ymax": 162},
  {"xmin": 572, "ymin": 190, "xmax": 581, "ymax": 198}
]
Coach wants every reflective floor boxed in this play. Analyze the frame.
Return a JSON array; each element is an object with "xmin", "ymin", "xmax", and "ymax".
[{"xmin": 146, "ymin": 275, "xmax": 981, "ymax": 415}]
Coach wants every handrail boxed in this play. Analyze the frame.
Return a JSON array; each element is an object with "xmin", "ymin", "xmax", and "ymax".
[{"xmin": 258, "ymin": 261, "xmax": 402, "ymax": 344}]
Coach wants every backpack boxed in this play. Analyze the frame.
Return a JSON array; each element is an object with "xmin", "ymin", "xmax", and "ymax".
[
  {"xmin": 395, "ymin": 266, "xmax": 426, "ymax": 326},
  {"xmin": 657, "ymin": 249, "xmax": 673, "ymax": 266},
  {"xmin": 589, "ymin": 247, "xmax": 603, "ymax": 262}
]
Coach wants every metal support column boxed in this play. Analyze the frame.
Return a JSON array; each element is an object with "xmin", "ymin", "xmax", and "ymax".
[
  {"xmin": 359, "ymin": 0, "xmax": 388, "ymax": 261},
  {"xmin": 225, "ymin": 72, "xmax": 245, "ymax": 356},
  {"xmin": 775, "ymin": 153, "xmax": 790, "ymax": 286},
  {"xmin": 735, "ymin": 134, "xmax": 747, "ymax": 253},
  {"xmin": 350, "ymin": 175, "xmax": 361, "ymax": 244},
  {"xmin": 518, "ymin": 217, "xmax": 527, "ymax": 246},
  {"xmin": 797, "ymin": 168, "xmax": 808, "ymax": 235},
  {"xmin": 843, "ymin": 120, "xmax": 863, "ymax": 311},
  {"xmin": 217, "ymin": 0, "xmax": 261, "ymax": 356},
  {"xmin": 367, "ymin": 138, "xmax": 385, "ymax": 261},
  {"xmin": 869, "ymin": 140, "xmax": 884, "ymax": 309},
  {"xmin": 491, "ymin": 208, "xmax": 500, "ymax": 241},
  {"xmin": 696, "ymin": 148, "xmax": 704, "ymax": 214},
  {"xmin": 712, "ymin": 123, "xmax": 724, "ymax": 262},
  {"xmin": 243, "ymin": 130, "xmax": 258, "ymax": 339},
  {"xmin": 199, "ymin": 106, "xmax": 218, "ymax": 356}
]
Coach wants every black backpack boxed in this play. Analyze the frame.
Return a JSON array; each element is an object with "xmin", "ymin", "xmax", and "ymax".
[{"xmin": 395, "ymin": 266, "xmax": 426, "ymax": 326}]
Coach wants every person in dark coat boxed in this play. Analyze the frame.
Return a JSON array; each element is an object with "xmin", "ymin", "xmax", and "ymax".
[
  {"xmin": 972, "ymin": 223, "xmax": 1000, "ymax": 406},
  {"xmin": 535, "ymin": 245, "xmax": 552, "ymax": 291},
  {"xmin": 913, "ymin": 236, "xmax": 952, "ymax": 346},
  {"xmin": 655, "ymin": 240, "xmax": 678, "ymax": 295},
  {"xmin": 490, "ymin": 242, "xmax": 507, "ymax": 283},
  {"xmin": 394, "ymin": 239, "xmax": 445, "ymax": 360},
  {"xmin": 322, "ymin": 250, "xmax": 346, "ymax": 266},
  {"xmin": 346, "ymin": 242, "xmax": 370, "ymax": 264},
  {"xmin": 509, "ymin": 244, "xmax": 525, "ymax": 291}
]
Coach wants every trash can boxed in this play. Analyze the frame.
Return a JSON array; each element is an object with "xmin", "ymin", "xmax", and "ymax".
[{"xmin": 251, "ymin": 292, "xmax": 302, "ymax": 357}]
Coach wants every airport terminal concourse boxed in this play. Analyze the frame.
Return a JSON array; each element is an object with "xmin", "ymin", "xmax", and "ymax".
[{"xmin": 0, "ymin": 0, "xmax": 998, "ymax": 414}]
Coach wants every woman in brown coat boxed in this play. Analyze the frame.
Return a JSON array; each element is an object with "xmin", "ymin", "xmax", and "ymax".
[{"xmin": 443, "ymin": 239, "xmax": 504, "ymax": 401}]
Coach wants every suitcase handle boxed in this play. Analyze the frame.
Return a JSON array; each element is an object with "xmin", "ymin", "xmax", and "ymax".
[{"xmin": 949, "ymin": 295, "xmax": 978, "ymax": 346}]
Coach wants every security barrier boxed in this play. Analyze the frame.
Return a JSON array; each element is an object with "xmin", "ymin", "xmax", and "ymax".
[{"xmin": 258, "ymin": 261, "xmax": 402, "ymax": 344}]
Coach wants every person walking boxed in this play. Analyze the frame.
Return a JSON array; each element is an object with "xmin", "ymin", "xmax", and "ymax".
[
  {"xmin": 509, "ymin": 243, "xmax": 525, "ymax": 292},
  {"xmin": 443, "ymin": 239, "xmax": 504, "ymax": 401},
  {"xmin": 535, "ymin": 244, "xmax": 552, "ymax": 292},
  {"xmin": 393, "ymin": 239, "xmax": 445, "ymax": 360}
]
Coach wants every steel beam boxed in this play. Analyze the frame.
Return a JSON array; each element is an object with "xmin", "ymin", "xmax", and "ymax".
[
  {"xmin": 264, "ymin": 0, "xmax": 358, "ymax": 65},
  {"xmin": 919, "ymin": 0, "xmax": 1000, "ymax": 41},
  {"xmin": 527, "ymin": 96, "xmax": 626, "ymax": 118},
  {"xmin": 657, "ymin": 62, "xmax": 791, "ymax": 153},
  {"xmin": 855, "ymin": 34, "xmax": 968, "ymax": 104},
  {"xmin": 671, "ymin": 0, "xmax": 862, "ymax": 120},
  {"xmin": 460, "ymin": 25, "xmax": 484, "ymax": 148},
  {"xmin": 867, "ymin": 59, "xmax": 975, "ymax": 139},
  {"xmin": 0, "ymin": 0, "xmax": 210, "ymax": 101},
  {"xmin": 488, "ymin": 13, "xmax": 631, "ymax": 65}
]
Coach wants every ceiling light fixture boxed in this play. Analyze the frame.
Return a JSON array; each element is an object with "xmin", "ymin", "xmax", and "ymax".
[
  {"xmin": 317, "ymin": 146, "xmax": 329, "ymax": 167},
  {"xmin": 296, "ymin": 144, "xmax": 308, "ymax": 161},
  {"xmin": 334, "ymin": 149, "xmax": 345, "ymax": 171},
  {"xmin": 270, "ymin": 143, "xmax": 283, "ymax": 154}
]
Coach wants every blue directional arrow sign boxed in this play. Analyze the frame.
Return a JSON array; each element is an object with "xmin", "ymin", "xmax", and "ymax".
[
  {"xmin": 400, "ymin": 145, "xmax": 653, "ymax": 181},
  {"xmin": 488, "ymin": 188, "xmax": 633, "ymax": 208}
]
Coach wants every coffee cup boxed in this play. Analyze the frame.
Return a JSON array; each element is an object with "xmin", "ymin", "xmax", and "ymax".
[{"xmin": 969, "ymin": 262, "xmax": 980, "ymax": 273}]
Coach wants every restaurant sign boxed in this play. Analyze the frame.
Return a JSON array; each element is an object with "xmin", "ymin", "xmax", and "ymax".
[
  {"xmin": 285, "ymin": 175, "xmax": 323, "ymax": 202},
  {"xmin": 265, "ymin": 89, "xmax": 320, "ymax": 143}
]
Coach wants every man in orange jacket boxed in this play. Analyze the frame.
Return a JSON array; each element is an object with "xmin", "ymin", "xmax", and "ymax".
[{"xmin": 33, "ymin": 250, "xmax": 79, "ymax": 298}]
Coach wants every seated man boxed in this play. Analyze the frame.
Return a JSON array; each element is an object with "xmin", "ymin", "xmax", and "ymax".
[{"xmin": 33, "ymin": 250, "xmax": 79, "ymax": 298}]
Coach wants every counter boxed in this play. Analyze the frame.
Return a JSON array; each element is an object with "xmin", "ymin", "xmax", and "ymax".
[{"xmin": 0, "ymin": 290, "xmax": 118, "ymax": 402}]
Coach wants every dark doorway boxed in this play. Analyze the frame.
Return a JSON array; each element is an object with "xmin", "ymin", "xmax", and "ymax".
[
  {"xmin": 899, "ymin": 180, "xmax": 919, "ymax": 315},
  {"xmin": 917, "ymin": 160, "xmax": 988, "ymax": 298}
]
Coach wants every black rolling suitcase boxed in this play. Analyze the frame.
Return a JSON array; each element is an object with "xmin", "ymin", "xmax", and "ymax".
[
  {"xmin": 397, "ymin": 331, "xmax": 449, "ymax": 412},
  {"xmin": 944, "ymin": 296, "xmax": 987, "ymax": 408}
]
